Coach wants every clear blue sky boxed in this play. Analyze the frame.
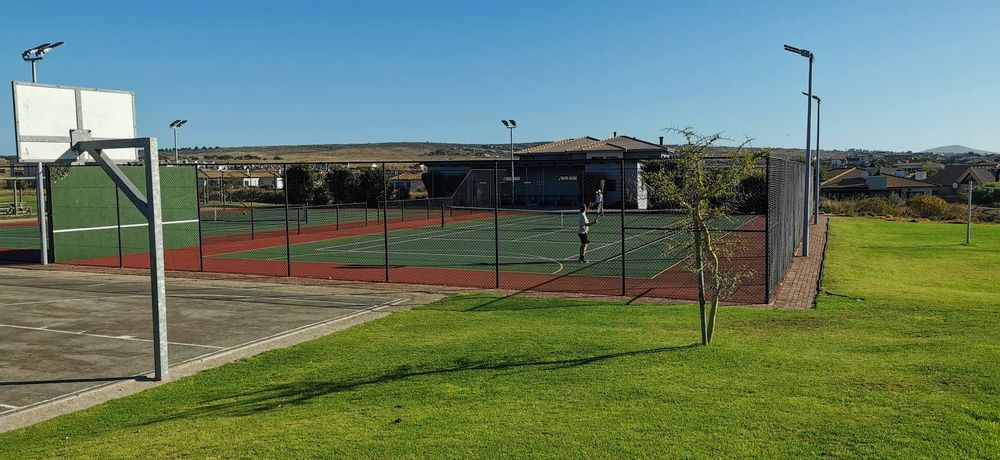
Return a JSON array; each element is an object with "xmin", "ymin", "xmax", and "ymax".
[{"xmin": 1, "ymin": 0, "xmax": 998, "ymax": 154}]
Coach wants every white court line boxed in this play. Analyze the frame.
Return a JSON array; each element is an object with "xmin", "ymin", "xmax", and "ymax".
[
  {"xmin": 0, "ymin": 324, "xmax": 225, "ymax": 350},
  {"xmin": 0, "ymin": 295, "xmax": 148, "ymax": 308},
  {"xmin": 169, "ymin": 293, "xmax": 385, "ymax": 308},
  {"xmin": 52, "ymin": 219, "xmax": 199, "ymax": 234},
  {"xmin": 0, "ymin": 403, "xmax": 21, "ymax": 410}
]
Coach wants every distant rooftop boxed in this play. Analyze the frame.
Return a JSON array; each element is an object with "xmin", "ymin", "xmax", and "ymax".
[{"xmin": 519, "ymin": 135, "xmax": 672, "ymax": 155}]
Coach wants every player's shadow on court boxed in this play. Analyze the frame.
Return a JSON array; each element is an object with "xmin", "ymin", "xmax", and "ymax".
[{"xmin": 137, "ymin": 344, "xmax": 698, "ymax": 424}]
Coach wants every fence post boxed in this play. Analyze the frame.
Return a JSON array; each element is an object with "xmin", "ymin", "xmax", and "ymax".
[
  {"xmin": 283, "ymin": 165, "xmax": 292, "ymax": 276},
  {"xmin": 620, "ymin": 158, "xmax": 626, "ymax": 296},
  {"xmin": 115, "ymin": 183, "xmax": 123, "ymax": 268},
  {"xmin": 336, "ymin": 203, "xmax": 340, "ymax": 230},
  {"xmin": 382, "ymin": 163, "xmax": 389, "ymax": 283},
  {"xmin": 494, "ymin": 161, "xmax": 500, "ymax": 289},
  {"xmin": 250, "ymin": 183, "xmax": 256, "ymax": 240},
  {"xmin": 440, "ymin": 204, "xmax": 445, "ymax": 228},
  {"xmin": 764, "ymin": 155, "xmax": 771, "ymax": 303},
  {"xmin": 195, "ymin": 166, "xmax": 205, "ymax": 272}
]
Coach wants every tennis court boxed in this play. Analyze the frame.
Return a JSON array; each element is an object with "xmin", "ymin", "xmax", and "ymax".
[
  {"xmin": 193, "ymin": 207, "xmax": 767, "ymax": 301},
  {"xmin": 0, "ymin": 221, "xmax": 40, "ymax": 264},
  {"xmin": 43, "ymin": 158, "xmax": 802, "ymax": 304},
  {"xmin": 217, "ymin": 208, "xmax": 711, "ymax": 276}
]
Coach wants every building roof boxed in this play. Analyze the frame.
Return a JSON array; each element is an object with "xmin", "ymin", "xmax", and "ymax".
[
  {"xmin": 518, "ymin": 135, "xmax": 671, "ymax": 155},
  {"xmin": 393, "ymin": 172, "xmax": 424, "ymax": 181},
  {"xmin": 518, "ymin": 137, "xmax": 603, "ymax": 154},
  {"xmin": 925, "ymin": 165, "xmax": 998, "ymax": 186},
  {"xmin": 822, "ymin": 167, "xmax": 935, "ymax": 190},
  {"xmin": 198, "ymin": 169, "xmax": 282, "ymax": 179}
]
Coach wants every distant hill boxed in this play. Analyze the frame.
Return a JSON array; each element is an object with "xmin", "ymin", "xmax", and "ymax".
[
  {"xmin": 921, "ymin": 145, "xmax": 996, "ymax": 155},
  {"xmin": 178, "ymin": 141, "xmax": 548, "ymax": 163}
]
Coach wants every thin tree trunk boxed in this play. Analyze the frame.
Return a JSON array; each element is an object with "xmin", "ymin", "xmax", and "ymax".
[
  {"xmin": 702, "ymin": 227, "xmax": 722, "ymax": 344},
  {"xmin": 693, "ymin": 221, "xmax": 708, "ymax": 345}
]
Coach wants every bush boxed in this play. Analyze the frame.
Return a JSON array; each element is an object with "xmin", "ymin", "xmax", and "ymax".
[
  {"xmin": 973, "ymin": 186, "xmax": 1000, "ymax": 207},
  {"xmin": 905, "ymin": 195, "xmax": 952, "ymax": 219},
  {"xmin": 854, "ymin": 197, "xmax": 897, "ymax": 216}
]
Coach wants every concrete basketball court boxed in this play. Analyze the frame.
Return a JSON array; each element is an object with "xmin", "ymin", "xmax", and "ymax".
[{"xmin": 0, "ymin": 266, "xmax": 442, "ymax": 432}]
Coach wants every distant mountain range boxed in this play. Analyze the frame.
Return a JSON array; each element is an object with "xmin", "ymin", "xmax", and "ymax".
[{"xmin": 921, "ymin": 145, "xmax": 997, "ymax": 155}]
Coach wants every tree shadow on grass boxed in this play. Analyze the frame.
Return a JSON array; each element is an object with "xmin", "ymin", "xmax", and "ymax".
[{"xmin": 139, "ymin": 343, "xmax": 698, "ymax": 425}]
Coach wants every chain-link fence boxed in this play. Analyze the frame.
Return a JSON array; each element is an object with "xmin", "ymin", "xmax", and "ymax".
[
  {"xmin": 0, "ymin": 165, "xmax": 41, "ymax": 263},
  {"xmin": 42, "ymin": 155, "xmax": 806, "ymax": 303},
  {"xmin": 766, "ymin": 156, "xmax": 806, "ymax": 301}
]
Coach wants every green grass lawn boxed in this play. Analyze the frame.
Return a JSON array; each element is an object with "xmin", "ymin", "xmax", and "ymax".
[{"xmin": 1, "ymin": 217, "xmax": 998, "ymax": 457}]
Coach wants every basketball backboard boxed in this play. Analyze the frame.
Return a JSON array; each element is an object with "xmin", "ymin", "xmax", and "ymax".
[{"xmin": 12, "ymin": 81, "xmax": 138, "ymax": 163}]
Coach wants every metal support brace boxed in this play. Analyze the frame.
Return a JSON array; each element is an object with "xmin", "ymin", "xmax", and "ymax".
[{"xmin": 71, "ymin": 129, "xmax": 169, "ymax": 381}]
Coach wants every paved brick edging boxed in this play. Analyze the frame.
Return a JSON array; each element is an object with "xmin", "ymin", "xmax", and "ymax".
[{"xmin": 770, "ymin": 214, "xmax": 830, "ymax": 309}]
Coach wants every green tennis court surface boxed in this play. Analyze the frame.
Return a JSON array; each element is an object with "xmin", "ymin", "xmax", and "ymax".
[
  {"xmin": 214, "ymin": 210, "xmax": 753, "ymax": 278},
  {"xmin": 199, "ymin": 204, "xmax": 374, "ymax": 239},
  {"xmin": 0, "ymin": 223, "xmax": 39, "ymax": 250}
]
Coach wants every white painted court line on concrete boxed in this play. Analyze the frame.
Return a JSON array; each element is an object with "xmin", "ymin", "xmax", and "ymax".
[
  {"xmin": 0, "ymin": 404, "xmax": 21, "ymax": 410},
  {"xmin": 0, "ymin": 324, "xmax": 225, "ymax": 350},
  {"xmin": 0, "ymin": 295, "xmax": 148, "ymax": 308},
  {"xmin": 167, "ymin": 293, "xmax": 381, "ymax": 308},
  {"xmin": 52, "ymin": 219, "xmax": 199, "ymax": 234}
]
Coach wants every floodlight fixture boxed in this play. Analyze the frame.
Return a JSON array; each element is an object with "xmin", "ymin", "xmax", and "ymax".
[
  {"xmin": 170, "ymin": 119, "xmax": 189, "ymax": 162},
  {"xmin": 22, "ymin": 40, "xmax": 64, "ymax": 83},
  {"xmin": 501, "ymin": 120, "xmax": 509, "ymax": 127},
  {"xmin": 783, "ymin": 44, "xmax": 812, "ymax": 59},
  {"xmin": 801, "ymin": 91, "xmax": 821, "ymax": 103},
  {"xmin": 510, "ymin": 120, "xmax": 516, "ymax": 127}
]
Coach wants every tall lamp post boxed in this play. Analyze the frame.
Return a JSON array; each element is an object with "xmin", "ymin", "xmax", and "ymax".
[
  {"xmin": 784, "ymin": 44, "xmax": 814, "ymax": 256},
  {"xmin": 169, "ymin": 119, "xmax": 188, "ymax": 162},
  {"xmin": 803, "ymin": 92, "xmax": 821, "ymax": 224},
  {"xmin": 21, "ymin": 41, "xmax": 64, "ymax": 266},
  {"xmin": 501, "ymin": 120, "xmax": 516, "ymax": 206}
]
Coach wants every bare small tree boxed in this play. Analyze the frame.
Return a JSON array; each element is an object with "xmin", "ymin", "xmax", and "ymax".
[{"xmin": 645, "ymin": 128, "xmax": 765, "ymax": 345}]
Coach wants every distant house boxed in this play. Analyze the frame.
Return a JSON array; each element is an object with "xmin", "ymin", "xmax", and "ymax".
[
  {"xmin": 198, "ymin": 169, "xmax": 284, "ymax": 189},
  {"xmin": 424, "ymin": 134, "xmax": 671, "ymax": 209},
  {"xmin": 821, "ymin": 167, "xmax": 934, "ymax": 200},
  {"xmin": 925, "ymin": 165, "xmax": 998, "ymax": 201},
  {"xmin": 391, "ymin": 171, "xmax": 425, "ymax": 192},
  {"xmin": 845, "ymin": 155, "xmax": 871, "ymax": 167},
  {"xmin": 882, "ymin": 153, "xmax": 915, "ymax": 164},
  {"xmin": 896, "ymin": 161, "xmax": 945, "ymax": 174}
]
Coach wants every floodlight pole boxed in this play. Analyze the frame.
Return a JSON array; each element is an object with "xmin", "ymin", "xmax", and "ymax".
[
  {"xmin": 814, "ymin": 96, "xmax": 821, "ymax": 224},
  {"xmin": 501, "ymin": 120, "xmax": 517, "ymax": 206},
  {"xmin": 967, "ymin": 180, "xmax": 974, "ymax": 244},
  {"xmin": 785, "ymin": 44, "xmax": 814, "ymax": 256},
  {"xmin": 803, "ymin": 92, "xmax": 822, "ymax": 225},
  {"xmin": 173, "ymin": 127, "xmax": 179, "ymax": 162},
  {"xmin": 509, "ymin": 127, "xmax": 515, "ymax": 206},
  {"xmin": 27, "ymin": 52, "xmax": 46, "ymax": 264}
]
